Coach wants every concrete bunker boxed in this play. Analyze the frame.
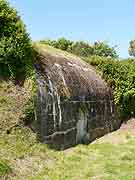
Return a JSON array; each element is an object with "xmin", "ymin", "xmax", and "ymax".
[{"xmin": 34, "ymin": 45, "xmax": 121, "ymax": 150}]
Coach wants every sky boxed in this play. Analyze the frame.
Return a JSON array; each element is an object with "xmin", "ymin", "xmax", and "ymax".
[{"xmin": 8, "ymin": 0, "xmax": 135, "ymax": 58}]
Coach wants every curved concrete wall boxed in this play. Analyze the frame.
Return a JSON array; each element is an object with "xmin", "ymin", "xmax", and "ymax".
[{"xmin": 34, "ymin": 45, "xmax": 121, "ymax": 150}]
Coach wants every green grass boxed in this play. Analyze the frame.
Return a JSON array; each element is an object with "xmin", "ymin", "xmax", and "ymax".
[
  {"xmin": 0, "ymin": 80, "xmax": 33, "ymax": 132},
  {"xmin": 33, "ymin": 42, "xmax": 81, "ymax": 60},
  {"xmin": 0, "ymin": 126, "xmax": 135, "ymax": 180},
  {"xmin": 0, "ymin": 160, "xmax": 12, "ymax": 177}
]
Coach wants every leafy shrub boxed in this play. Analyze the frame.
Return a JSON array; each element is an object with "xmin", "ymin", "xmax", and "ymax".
[
  {"xmin": 69, "ymin": 41, "xmax": 94, "ymax": 57},
  {"xmin": 84, "ymin": 55, "xmax": 107, "ymax": 66},
  {"xmin": 0, "ymin": 0, "xmax": 33, "ymax": 80},
  {"xmin": 56, "ymin": 38, "xmax": 73, "ymax": 51},
  {"xmin": 93, "ymin": 42, "xmax": 118, "ymax": 58},
  {"xmin": 39, "ymin": 38, "xmax": 118, "ymax": 58},
  {"xmin": 85, "ymin": 56, "xmax": 135, "ymax": 118},
  {"xmin": 40, "ymin": 38, "xmax": 73, "ymax": 51},
  {"xmin": 0, "ymin": 64, "xmax": 10, "ymax": 77}
]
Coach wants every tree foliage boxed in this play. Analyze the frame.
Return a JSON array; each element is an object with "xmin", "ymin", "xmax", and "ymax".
[
  {"xmin": 39, "ymin": 38, "xmax": 118, "ymax": 58},
  {"xmin": 85, "ymin": 56, "xmax": 135, "ymax": 118},
  {"xmin": 93, "ymin": 42, "xmax": 118, "ymax": 58},
  {"xmin": 69, "ymin": 41, "xmax": 94, "ymax": 57},
  {"xmin": 0, "ymin": 0, "xmax": 33, "ymax": 79}
]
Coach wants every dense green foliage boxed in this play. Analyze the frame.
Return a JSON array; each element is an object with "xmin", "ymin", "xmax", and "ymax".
[
  {"xmin": 92, "ymin": 42, "xmax": 118, "ymax": 58},
  {"xmin": 69, "ymin": 41, "xmax": 94, "ymax": 57},
  {"xmin": 0, "ymin": 0, "xmax": 33, "ymax": 79},
  {"xmin": 40, "ymin": 38, "xmax": 72, "ymax": 51},
  {"xmin": 85, "ymin": 56, "xmax": 135, "ymax": 118},
  {"xmin": 40, "ymin": 38, "xmax": 118, "ymax": 58}
]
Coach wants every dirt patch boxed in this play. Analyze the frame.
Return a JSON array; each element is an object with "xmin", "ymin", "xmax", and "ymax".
[
  {"xmin": 91, "ymin": 119, "xmax": 135, "ymax": 145},
  {"xmin": 120, "ymin": 118, "xmax": 135, "ymax": 131}
]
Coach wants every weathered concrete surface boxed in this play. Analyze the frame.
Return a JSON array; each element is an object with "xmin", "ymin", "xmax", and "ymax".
[{"xmin": 34, "ymin": 44, "xmax": 121, "ymax": 150}]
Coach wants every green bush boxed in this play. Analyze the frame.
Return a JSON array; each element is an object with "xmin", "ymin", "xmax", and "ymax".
[
  {"xmin": 93, "ymin": 42, "xmax": 118, "ymax": 58},
  {"xmin": 40, "ymin": 38, "xmax": 73, "ymax": 51},
  {"xmin": 39, "ymin": 38, "xmax": 118, "ymax": 58},
  {"xmin": 0, "ymin": 0, "xmax": 33, "ymax": 79},
  {"xmin": 56, "ymin": 38, "xmax": 73, "ymax": 51},
  {"xmin": 85, "ymin": 56, "xmax": 135, "ymax": 118},
  {"xmin": 69, "ymin": 41, "xmax": 94, "ymax": 57}
]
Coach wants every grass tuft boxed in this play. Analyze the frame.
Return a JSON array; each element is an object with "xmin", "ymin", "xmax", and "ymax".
[{"xmin": 0, "ymin": 160, "xmax": 12, "ymax": 177}]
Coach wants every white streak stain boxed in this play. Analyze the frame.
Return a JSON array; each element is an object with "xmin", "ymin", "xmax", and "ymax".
[{"xmin": 48, "ymin": 77, "xmax": 56, "ymax": 130}]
